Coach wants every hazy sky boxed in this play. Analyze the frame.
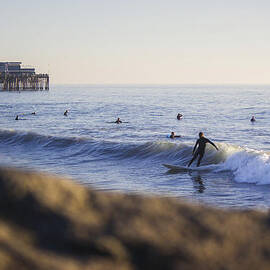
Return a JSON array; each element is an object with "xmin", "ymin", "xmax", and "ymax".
[{"xmin": 1, "ymin": 0, "xmax": 269, "ymax": 84}]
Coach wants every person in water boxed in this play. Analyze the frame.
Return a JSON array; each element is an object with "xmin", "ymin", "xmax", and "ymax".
[
  {"xmin": 170, "ymin": 132, "xmax": 181, "ymax": 139},
  {"xmin": 177, "ymin": 113, "xmax": 183, "ymax": 120},
  {"xmin": 115, "ymin": 118, "xmax": 122, "ymax": 124},
  {"xmin": 64, "ymin": 110, "xmax": 68, "ymax": 116},
  {"xmin": 15, "ymin": 115, "xmax": 19, "ymax": 120},
  {"xmin": 188, "ymin": 132, "xmax": 218, "ymax": 167},
  {"xmin": 250, "ymin": 116, "xmax": 256, "ymax": 122}
]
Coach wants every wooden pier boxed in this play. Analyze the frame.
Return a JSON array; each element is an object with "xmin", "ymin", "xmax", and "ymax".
[
  {"xmin": 0, "ymin": 73, "xmax": 49, "ymax": 91},
  {"xmin": 0, "ymin": 62, "xmax": 49, "ymax": 91}
]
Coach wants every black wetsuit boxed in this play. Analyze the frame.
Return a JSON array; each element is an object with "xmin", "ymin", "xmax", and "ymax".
[
  {"xmin": 195, "ymin": 137, "xmax": 211, "ymax": 155},
  {"xmin": 188, "ymin": 137, "xmax": 217, "ymax": 167}
]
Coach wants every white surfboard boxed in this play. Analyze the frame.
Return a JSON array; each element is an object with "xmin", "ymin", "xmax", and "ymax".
[{"xmin": 163, "ymin": 164, "xmax": 214, "ymax": 172}]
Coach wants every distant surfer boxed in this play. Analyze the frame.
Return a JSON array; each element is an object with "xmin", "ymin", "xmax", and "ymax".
[
  {"xmin": 170, "ymin": 132, "xmax": 181, "ymax": 139},
  {"xmin": 31, "ymin": 112, "xmax": 36, "ymax": 115},
  {"xmin": 250, "ymin": 116, "xmax": 256, "ymax": 122},
  {"xmin": 115, "ymin": 118, "xmax": 122, "ymax": 124},
  {"xmin": 188, "ymin": 132, "xmax": 218, "ymax": 167},
  {"xmin": 177, "ymin": 113, "xmax": 183, "ymax": 120},
  {"xmin": 64, "ymin": 110, "xmax": 68, "ymax": 116},
  {"xmin": 15, "ymin": 115, "xmax": 19, "ymax": 120}
]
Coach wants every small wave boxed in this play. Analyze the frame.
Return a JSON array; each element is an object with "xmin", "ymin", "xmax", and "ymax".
[
  {"xmin": 0, "ymin": 129, "xmax": 217, "ymax": 163},
  {"xmin": 1, "ymin": 129, "xmax": 270, "ymax": 184},
  {"xmin": 0, "ymin": 129, "xmax": 85, "ymax": 148},
  {"xmin": 0, "ymin": 128, "xmax": 229, "ymax": 168}
]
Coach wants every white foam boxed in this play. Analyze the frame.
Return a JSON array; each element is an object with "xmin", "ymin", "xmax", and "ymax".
[{"xmin": 220, "ymin": 147, "xmax": 270, "ymax": 185}]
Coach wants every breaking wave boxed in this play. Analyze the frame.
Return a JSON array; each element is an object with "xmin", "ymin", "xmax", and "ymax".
[{"xmin": 0, "ymin": 129, "xmax": 270, "ymax": 185}]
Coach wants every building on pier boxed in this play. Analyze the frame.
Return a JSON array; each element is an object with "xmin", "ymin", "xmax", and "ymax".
[{"xmin": 0, "ymin": 62, "xmax": 49, "ymax": 91}]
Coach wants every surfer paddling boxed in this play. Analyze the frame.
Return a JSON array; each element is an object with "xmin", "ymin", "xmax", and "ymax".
[
  {"xmin": 250, "ymin": 116, "xmax": 256, "ymax": 122},
  {"xmin": 170, "ymin": 132, "xmax": 181, "ymax": 139},
  {"xmin": 115, "ymin": 118, "xmax": 122, "ymax": 124},
  {"xmin": 188, "ymin": 132, "xmax": 218, "ymax": 167},
  {"xmin": 177, "ymin": 113, "xmax": 183, "ymax": 120}
]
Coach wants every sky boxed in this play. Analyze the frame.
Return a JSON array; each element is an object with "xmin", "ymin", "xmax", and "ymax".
[{"xmin": 1, "ymin": 0, "xmax": 270, "ymax": 84}]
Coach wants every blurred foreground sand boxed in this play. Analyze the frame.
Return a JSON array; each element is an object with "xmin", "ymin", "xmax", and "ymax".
[{"xmin": 0, "ymin": 167, "xmax": 270, "ymax": 270}]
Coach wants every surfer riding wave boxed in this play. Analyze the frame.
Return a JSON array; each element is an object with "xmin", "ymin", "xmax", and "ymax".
[{"xmin": 188, "ymin": 132, "xmax": 219, "ymax": 167}]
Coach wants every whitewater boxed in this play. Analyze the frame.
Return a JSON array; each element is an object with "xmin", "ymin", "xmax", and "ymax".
[{"xmin": 1, "ymin": 84, "xmax": 270, "ymax": 209}]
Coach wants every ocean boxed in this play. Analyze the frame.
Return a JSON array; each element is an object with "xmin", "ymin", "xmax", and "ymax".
[{"xmin": 1, "ymin": 84, "xmax": 270, "ymax": 209}]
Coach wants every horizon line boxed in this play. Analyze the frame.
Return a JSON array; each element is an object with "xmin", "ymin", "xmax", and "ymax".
[{"xmin": 50, "ymin": 82, "xmax": 270, "ymax": 86}]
